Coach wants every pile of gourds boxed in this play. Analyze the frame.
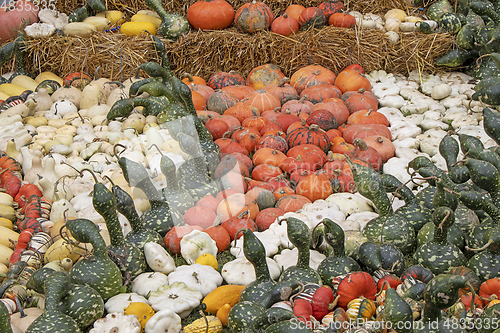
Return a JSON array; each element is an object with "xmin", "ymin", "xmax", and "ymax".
[
  {"xmin": 2, "ymin": 15, "xmax": 500, "ymax": 331},
  {"xmin": 432, "ymin": 0, "xmax": 500, "ymax": 105}
]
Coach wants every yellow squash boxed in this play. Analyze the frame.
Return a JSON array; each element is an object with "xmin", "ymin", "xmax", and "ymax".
[
  {"xmin": 35, "ymin": 71, "xmax": 64, "ymax": 85},
  {"xmin": 120, "ymin": 21, "xmax": 156, "ymax": 36},
  {"xmin": 0, "ymin": 83, "xmax": 27, "ymax": 97},
  {"xmin": 131, "ymin": 14, "xmax": 162, "ymax": 28},
  {"xmin": 202, "ymin": 285, "xmax": 246, "ymax": 314}
]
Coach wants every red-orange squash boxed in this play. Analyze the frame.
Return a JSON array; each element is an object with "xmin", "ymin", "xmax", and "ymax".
[
  {"xmin": 290, "ymin": 65, "xmax": 337, "ymax": 94},
  {"xmin": 246, "ymin": 63, "xmax": 286, "ymax": 90},
  {"xmin": 234, "ymin": 0, "xmax": 274, "ymax": 33},
  {"xmin": 187, "ymin": 0, "xmax": 235, "ymax": 31},
  {"xmin": 271, "ymin": 13, "xmax": 300, "ymax": 36},
  {"xmin": 275, "ymin": 194, "xmax": 312, "ymax": 212},
  {"xmin": 0, "ymin": 0, "xmax": 38, "ymax": 41},
  {"xmin": 335, "ymin": 69, "xmax": 372, "ymax": 94}
]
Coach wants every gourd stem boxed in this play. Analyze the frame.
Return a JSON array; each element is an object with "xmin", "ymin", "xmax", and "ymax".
[
  {"xmin": 465, "ymin": 239, "xmax": 493, "ymax": 252},
  {"xmin": 80, "ymin": 168, "xmax": 98, "ymax": 184}
]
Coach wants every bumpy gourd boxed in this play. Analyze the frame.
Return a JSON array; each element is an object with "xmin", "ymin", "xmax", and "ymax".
[
  {"xmin": 66, "ymin": 218, "xmax": 123, "ymax": 300},
  {"xmin": 413, "ymin": 207, "xmax": 467, "ymax": 275}
]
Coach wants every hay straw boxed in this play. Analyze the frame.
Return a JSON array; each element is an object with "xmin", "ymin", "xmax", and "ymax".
[
  {"xmin": 21, "ymin": 32, "xmax": 160, "ymax": 81},
  {"xmin": 165, "ymin": 26, "xmax": 454, "ymax": 79},
  {"xmin": 0, "ymin": 27, "xmax": 454, "ymax": 82}
]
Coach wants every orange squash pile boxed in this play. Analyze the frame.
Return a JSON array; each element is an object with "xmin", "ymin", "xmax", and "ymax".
[{"xmin": 175, "ymin": 62, "xmax": 396, "ymax": 255}]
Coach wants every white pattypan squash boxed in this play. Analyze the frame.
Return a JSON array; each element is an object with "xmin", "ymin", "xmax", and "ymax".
[
  {"xmin": 104, "ymin": 293, "xmax": 149, "ymax": 314},
  {"xmin": 180, "ymin": 230, "xmax": 218, "ymax": 264},
  {"xmin": 273, "ymin": 248, "xmax": 326, "ymax": 271},
  {"xmin": 168, "ymin": 264, "xmax": 222, "ymax": 297},
  {"xmin": 231, "ymin": 229, "xmax": 281, "ymax": 258},
  {"xmin": 148, "ymin": 282, "xmax": 202, "ymax": 318},
  {"xmin": 221, "ymin": 257, "xmax": 281, "ymax": 285},
  {"xmin": 131, "ymin": 272, "xmax": 169, "ymax": 298}
]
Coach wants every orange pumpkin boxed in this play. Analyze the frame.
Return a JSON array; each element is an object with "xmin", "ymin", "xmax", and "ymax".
[
  {"xmin": 281, "ymin": 97, "xmax": 314, "ymax": 115},
  {"xmin": 246, "ymin": 63, "xmax": 286, "ymax": 89},
  {"xmin": 207, "ymin": 71, "xmax": 246, "ymax": 89},
  {"xmin": 263, "ymin": 77, "xmax": 299, "ymax": 104},
  {"xmin": 224, "ymin": 101, "xmax": 260, "ymax": 123},
  {"xmin": 275, "ymin": 194, "xmax": 312, "ymax": 212},
  {"xmin": 221, "ymin": 212, "xmax": 258, "ymax": 240},
  {"xmin": 312, "ymin": 98, "xmax": 350, "ymax": 125},
  {"xmin": 190, "ymin": 83, "xmax": 215, "ymax": 102},
  {"xmin": 187, "ymin": 0, "xmax": 235, "ymax": 30},
  {"xmin": 242, "ymin": 116, "xmax": 268, "ymax": 132},
  {"xmin": 255, "ymin": 207, "xmax": 284, "ymax": 231},
  {"xmin": 295, "ymin": 170, "xmax": 334, "ymax": 202},
  {"xmin": 234, "ymin": 0, "xmax": 274, "ymax": 33},
  {"xmin": 217, "ymin": 193, "xmax": 259, "ymax": 222},
  {"xmin": 271, "ymin": 13, "xmax": 300, "ymax": 36},
  {"xmin": 182, "ymin": 73, "xmax": 207, "ymax": 85},
  {"xmin": 335, "ymin": 69, "xmax": 372, "ymax": 94},
  {"xmin": 273, "ymin": 186, "xmax": 296, "ymax": 201},
  {"xmin": 285, "ymin": 4, "xmax": 305, "ymax": 22},
  {"xmin": 196, "ymin": 195, "xmax": 221, "ymax": 212},
  {"xmin": 344, "ymin": 92, "xmax": 379, "ymax": 114},
  {"xmin": 329, "ymin": 12, "xmax": 356, "ymax": 28},
  {"xmin": 251, "ymin": 163, "xmax": 284, "ymax": 182},
  {"xmin": 347, "ymin": 109, "xmax": 390, "ymax": 127},
  {"xmin": 363, "ymin": 135, "xmax": 396, "ymax": 162},
  {"xmin": 300, "ymin": 84, "xmax": 342, "ymax": 104},
  {"xmin": 252, "ymin": 148, "xmax": 287, "ymax": 167},
  {"xmin": 245, "ymin": 89, "xmax": 282, "ymax": 113},
  {"xmin": 184, "ymin": 205, "xmax": 217, "ymax": 229},
  {"xmin": 221, "ymin": 85, "xmax": 256, "ymax": 100},
  {"xmin": 204, "ymin": 225, "xmax": 231, "ymax": 252},
  {"xmin": 290, "ymin": 65, "xmax": 337, "ymax": 94},
  {"xmin": 192, "ymin": 90, "xmax": 208, "ymax": 110},
  {"xmin": 342, "ymin": 123, "xmax": 392, "ymax": 144}
]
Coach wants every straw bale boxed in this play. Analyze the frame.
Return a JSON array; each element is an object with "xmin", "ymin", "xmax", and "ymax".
[
  {"xmin": 20, "ymin": 32, "xmax": 160, "ymax": 81},
  {"xmin": 1, "ymin": 26, "xmax": 454, "ymax": 82},
  {"xmin": 165, "ymin": 26, "xmax": 454, "ymax": 78}
]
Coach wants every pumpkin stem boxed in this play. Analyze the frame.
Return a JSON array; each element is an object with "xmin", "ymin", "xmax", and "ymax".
[
  {"xmin": 198, "ymin": 310, "xmax": 209, "ymax": 333},
  {"xmin": 465, "ymin": 239, "xmax": 493, "ymax": 252},
  {"xmin": 353, "ymin": 138, "xmax": 368, "ymax": 151},
  {"xmin": 237, "ymin": 210, "xmax": 250, "ymax": 219},
  {"xmin": 277, "ymin": 77, "xmax": 289, "ymax": 87}
]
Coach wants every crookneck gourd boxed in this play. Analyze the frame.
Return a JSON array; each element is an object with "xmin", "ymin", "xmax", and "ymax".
[
  {"xmin": 380, "ymin": 173, "xmax": 433, "ymax": 232},
  {"xmin": 413, "ymin": 206, "xmax": 467, "ymax": 275},
  {"xmin": 85, "ymin": 170, "xmax": 146, "ymax": 280},
  {"xmin": 107, "ymin": 180, "xmax": 164, "ymax": 249},
  {"xmin": 348, "ymin": 159, "xmax": 416, "ymax": 254},
  {"xmin": 278, "ymin": 217, "xmax": 322, "ymax": 285},
  {"xmin": 117, "ymin": 155, "xmax": 181, "ymax": 235},
  {"xmin": 159, "ymin": 152, "xmax": 195, "ymax": 214},
  {"xmin": 316, "ymin": 217, "xmax": 361, "ymax": 287},
  {"xmin": 25, "ymin": 271, "xmax": 81, "ymax": 333},
  {"xmin": 467, "ymin": 227, "xmax": 500, "ymax": 281},
  {"xmin": 66, "ymin": 218, "xmax": 123, "ymax": 300}
]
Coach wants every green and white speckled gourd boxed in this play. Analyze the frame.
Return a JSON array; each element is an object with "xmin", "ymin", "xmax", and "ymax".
[
  {"xmin": 85, "ymin": 170, "xmax": 146, "ymax": 279},
  {"xmin": 380, "ymin": 173, "xmax": 433, "ymax": 232},
  {"xmin": 459, "ymin": 190, "xmax": 500, "ymax": 251},
  {"xmin": 25, "ymin": 271, "xmax": 81, "ymax": 333},
  {"xmin": 464, "ymin": 158, "xmax": 500, "ymax": 208},
  {"xmin": 175, "ymin": 132, "xmax": 220, "ymax": 201},
  {"xmin": 467, "ymin": 227, "xmax": 500, "ymax": 281},
  {"xmin": 414, "ymin": 274, "xmax": 469, "ymax": 333},
  {"xmin": 159, "ymin": 152, "xmax": 195, "ymax": 214},
  {"xmin": 117, "ymin": 155, "xmax": 181, "ymax": 236},
  {"xmin": 413, "ymin": 206, "xmax": 467, "ymax": 275},
  {"xmin": 278, "ymin": 217, "xmax": 322, "ymax": 285},
  {"xmin": 358, "ymin": 241, "xmax": 406, "ymax": 276},
  {"xmin": 439, "ymin": 134, "xmax": 470, "ymax": 184},
  {"xmin": 381, "ymin": 281, "xmax": 414, "ymax": 333},
  {"xmin": 66, "ymin": 218, "xmax": 123, "ymax": 300},
  {"xmin": 238, "ymin": 228, "xmax": 276, "ymax": 304},
  {"xmin": 0, "ymin": 301, "xmax": 13, "ymax": 333},
  {"xmin": 109, "ymin": 182, "xmax": 164, "ymax": 249},
  {"xmin": 59, "ymin": 283, "xmax": 105, "ymax": 329},
  {"xmin": 316, "ymin": 218, "xmax": 361, "ymax": 287},
  {"xmin": 347, "ymin": 159, "xmax": 416, "ymax": 254}
]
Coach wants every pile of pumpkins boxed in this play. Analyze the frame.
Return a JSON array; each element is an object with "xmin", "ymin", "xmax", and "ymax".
[{"xmin": 1, "ymin": 46, "xmax": 500, "ymax": 332}]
